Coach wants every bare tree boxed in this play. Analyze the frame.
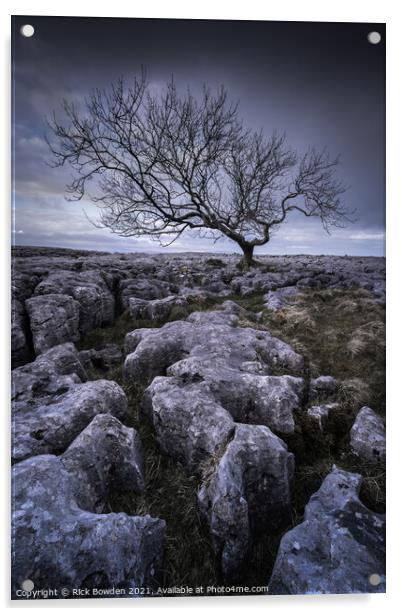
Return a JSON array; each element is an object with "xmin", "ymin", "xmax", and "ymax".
[{"xmin": 47, "ymin": 72, "xmax": 352, "ymax": 267}]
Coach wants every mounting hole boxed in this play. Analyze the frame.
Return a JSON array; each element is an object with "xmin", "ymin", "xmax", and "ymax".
[
  {"xmin": 21, "ymin": 579, "xmax": 34, "ymax": 592},
  {"xmin": 20, "ymin": 24, "xmax": 35, "ymax": 38},
  {"xmin": 367, "ymin": 31, "xmax": 381, "ymax": 45},
  {"xmin": 368, "ymin": 573, "xmax": 381, "ymax": 586}
]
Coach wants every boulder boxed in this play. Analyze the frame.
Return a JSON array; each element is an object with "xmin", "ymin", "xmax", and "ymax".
[
  {"xmin": 12, "ymin": 379, "xmax": 128, "ymax": 463},
  {"xmin": 25, "ymin": 293, "xmax": 81, "ymax": 354},
  {"xmin": 263, "ymin": 286, "xmax": 298, "ymax": 310},
  {"xmin": 198, "ymin": 423, "xmax": 294, "ymax": 581},
  {"xmin": 34, "ymin": 269, "xmax": 115, "ymax": 334},
  {"xmin": 12, "ymin": 453, "xmax": 164, "ymax": 596},
  {"xmin": 230, "ymin": 272, "xmax": 298, "ymax": 297},
  {"xmin": 35, "ymin": 342, "xmax": 88, "ymax": 381},
  {"xmin": 119, "ymin": 277, "xmax": 171, "ymax": 309},
  {"xmin": 309, "ymin": 376, "xmax": 337, "ymax": 402},
  {"xmin": 268, "ymin": 467, "xmax": 386, "ymax": 594},
  {"xmin": 141, "ymin": 377, "xmax": 235, "ymax": 473},
  {"xmin": 350, "ymin": 407, "xmax": 386, "ymax": 463},
  {"xmin": 12, "ymin": 344, "xmax": 127, "ymax": 462},
  {"xmin": 306, "ymin": 403, "xmax": 340, "ymax": 432},
  {"xmin": 61, "ymin": 414, "xmax": 145, "ymax": 512},
  {"xmin": 129, "ymin": 295, "xmax": 188, "ymax": 323},
  {"xmin": 168, "ymin": 357, "xmax": 304, "ymax": 435},
  {"xmin": 11, "ymin": 342, "xmax": 86, "ymax": 406}
]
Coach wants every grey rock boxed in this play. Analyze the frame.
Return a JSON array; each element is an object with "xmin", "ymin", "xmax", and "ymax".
[
  {"xmin": 26, "ymin": 293, "xmax": 81, "ymax": 354},
  {"xmin": 231, "ymin": 272, "xmax": 298, "ymax": 297},
  {"xmin": 34, "ymin": 269, "xmax": 115, "ymax": 334},
  {"xmin": 129, "ymin": 294, "xmax": 188, "ymax": 323},
  {"xmin": 141, "ymin": 377, "xmax": 235, "ymax": 473},
  {"xmin": 198, "ymin": 423, "xmax": 294, "ymax": 581},
  {"xmin": 119, "ymin": 277, "xmax": 171, "ymax": 309},
  {"xmin": 78, "ymin": 344, "xmax": 122, "ymax": 372},
  {"xmin": 263, "ymin": 286, "xmax": 298, "ymax": 310},
  {"xmin": 12, "ymin": 379, "xmax": 127, "ymax": 463},
  {"xmin": 12, "ymin": 345, "xmax": 127, "ymax": 462},
  {"xmin": 61, "ymin": 414, "xmax": 145, "ymax": 512},
  {"xmin": 268, "ymin": 467, "xmax": 386, "ymax": 594},
  {"xmin": 178, "ymin": 286, "xmax": 213, "ymax": 303},
  {"xmin": 124, "ymin": 310, "xmax": 304, "ymax": 389},
  {"xmin": 168, "ymin": 357, "xmax": 304, "ymax": 435},
  {"xmin": 309, "ymin": 376, "xmax": 337, "ymax": 402},
  {"xmin": 186, "ymin": 308, "xmax": 239, "ymax": 326},
  {"xmin": 306, "ymin": 403, "xmax": 340, "ymax": 432},
  {"xmin": 37, "ymin": 342, "xmax": 88, "ymax": 381},
  {"xmin": 12, "ymin": 453, "xmax": 164, "ymax": 595},
  {"xmin": 12, "ymin": 342, "xmax": 86, "ymax": 406},
  {"xmin": 350, "ymin": 407, "xmax": 386, "ymax": 463}
]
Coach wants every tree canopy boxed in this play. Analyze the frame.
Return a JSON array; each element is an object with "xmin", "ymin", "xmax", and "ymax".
[{"xmin": 47, "ymin": 72, "xmax": 352, "ymax": 266}]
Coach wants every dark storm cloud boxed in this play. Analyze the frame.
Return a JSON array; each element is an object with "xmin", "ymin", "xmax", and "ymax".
[{"xmin": 12, "ymin": 17, "xmax": 385, "ymax": 255}]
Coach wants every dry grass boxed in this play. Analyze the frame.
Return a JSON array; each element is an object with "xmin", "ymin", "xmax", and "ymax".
[
  {"xmin": 261, "ymin": 287, "xmax": 385, "ymax": 416},
  {"xmin": 108, "ymin": 414, "xmax": 218, "ymax": 588},
  {"xmin": 274, "ymin": 305, "xmax": 317, "ymax": 333},
  {"xmin": 347, "ymin": 321, "xmax": 385, "ymax": 357},
  {"xmin": 337, "ymin": 378, "xmax": 371, "ymax": 408},
  {"xmin": 236, "ymin": 286, "xmax": 386, "ymax": 519}
]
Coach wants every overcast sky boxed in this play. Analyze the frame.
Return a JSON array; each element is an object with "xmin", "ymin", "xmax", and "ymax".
[{"xmin": 12, "ymin": 17, "xmax": 385, "ymax": 256}]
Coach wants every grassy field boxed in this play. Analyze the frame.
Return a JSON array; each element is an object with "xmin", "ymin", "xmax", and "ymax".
[{"xmin": 78, "ymin": 285, "xmax": 385, "ymax": 590}]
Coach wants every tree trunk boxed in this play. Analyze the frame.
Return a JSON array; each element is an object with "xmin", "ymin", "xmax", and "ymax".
[{"xmin": 239, "ymin": 243, "xmax": 255, "ymax": 269}]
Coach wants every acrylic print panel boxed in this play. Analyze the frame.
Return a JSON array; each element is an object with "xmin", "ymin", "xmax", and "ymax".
[{"xmin": 11, "ymin": 16, "xmax": 385, "ymax": 600}]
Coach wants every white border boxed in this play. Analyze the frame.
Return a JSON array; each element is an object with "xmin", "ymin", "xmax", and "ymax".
[{"xmin": 1, "ymin": 1, "xmax": 401, "ymax": 613}]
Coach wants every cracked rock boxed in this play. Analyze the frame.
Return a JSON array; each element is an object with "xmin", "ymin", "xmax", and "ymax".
[
  {"xmin": 350, "ymin": 407, "xmax": 386, "ymax": 463},
  {"xmin": 129, "ymin": 294, "xmax": 188, "ymax": 323},
  {"xmin": 26, "ymin": 293, "xmax": 81, "ymax": 355},
  {"xmin": 124, "ymin": 308, "xmax": 304, "ymax": 389},
  {"xmin": 61, "ymin": 413, "xmax": 145, "ymax": 512},
  {"xmin": 12, "ymin": 436, "xmax": 163, "ymax": 595},
  {"xmin": 34, "ymin": 269, "xmax": 115, "ymax": 334},
  {"xmin": 268, "ymin": 467, "xmax": 386, "ymax": 594},
  {"xmin": 141, "ymin": 377, "xmax": 235, "ymax": 473},
  {"xmin": 12, "ymin": 344, "xmax": 127, "ymax": 462},
  {"xmin": 198, "ymin": 423, "xmax": 294, "ymax": 582}
]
